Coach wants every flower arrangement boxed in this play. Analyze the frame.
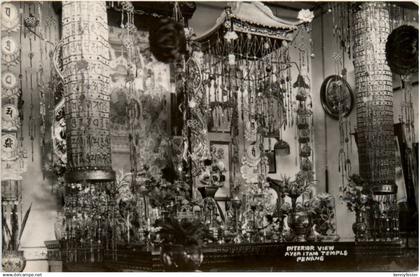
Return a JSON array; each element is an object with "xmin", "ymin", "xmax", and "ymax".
[
  {"xmin": 156, "ymin": 217, "xmax": 214, "ymax": 247},
  {"xmin": 339, "ymin": 174, "xmax": 370, "ymax": 212},
  {"xmin": 156, "ymin": 217, "xmax": 214, "ymax": 271},
  {"xmin": 282, "ymin": 171, "xmax": 313, "ymax": 198},
  {"xmin": 297, "ymin": 9, "xmax": 315, "ymax": 23},
  {"xmin": 114, "ymin": 170, "xmax": 143, "ymax": 243},
  {"xmin": 197, "ymin": 145, "xmax": 226, "ymax": 189},
  {"xmin": 137, "ymin": 165, "xmax": 191, "ymax": 210},
  {"xmin": 309, "ymin": 193, "xmax": 337, "ymax": 236}
]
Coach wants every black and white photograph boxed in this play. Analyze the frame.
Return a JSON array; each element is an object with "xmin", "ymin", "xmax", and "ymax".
[{"xmin": 0, "ymin": 0, "xmax": 418, "ymax": 274}]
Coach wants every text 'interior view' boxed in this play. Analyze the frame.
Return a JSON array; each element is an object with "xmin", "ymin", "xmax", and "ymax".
[{"xmin": 0, "ymin": 0, "xmax": 419, "ymax": 273}]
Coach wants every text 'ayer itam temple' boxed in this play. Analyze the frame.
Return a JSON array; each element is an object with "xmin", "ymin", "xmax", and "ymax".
[{"xmin": 0, "ymin": 1, "xmax": 419, "ymax": 273}]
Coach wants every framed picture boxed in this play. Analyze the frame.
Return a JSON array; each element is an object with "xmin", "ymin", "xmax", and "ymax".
[
  {"xmin": 265, "ymin": 150, "xmax": 277, "ymax": 174},
  {"xmin": 209, "ymin": 140, "xmax": 231, "ymax": 199}
]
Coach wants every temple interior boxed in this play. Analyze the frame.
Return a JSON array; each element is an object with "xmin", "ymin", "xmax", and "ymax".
[{"xmin": 1, "ymin": 1, "xmax": 419, "ymax": 273}]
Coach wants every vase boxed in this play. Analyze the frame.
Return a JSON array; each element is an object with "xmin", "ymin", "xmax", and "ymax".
[
  {"xmin": 231, "ymin": 197, "xmax": 242, "ymax": 232},
  {"xmin": 352, "ymin": 209, "xmax": 367, "ymax": 241},
  {"xmin": 161, "ymin": 244, "xmax": 203, "ymax": 272},
  {"xmin": 287, "ymin": 211, "xmax": 312, "ymax": 242},
  {"xmin": 282, "ymin": 215, "xmax": 294, "ymax": 242},
  {"xmin": 2, "ymin": 251, "xmax": 26, "ymax": 272}
]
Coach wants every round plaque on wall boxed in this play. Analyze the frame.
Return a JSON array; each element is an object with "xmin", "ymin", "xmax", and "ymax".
[
  {"xmin": 1, "ymin": 36, "xmax": 19, "ymax": 64},
  {"xmin": 1, "ymin": 133, "xmax": 18, "ymax": 160},
  {"xmin": 1, "ymin": 3, "xmax": 20, "ymax": 31},
  {"xmin": 320, "ymin": 75, "xmax": 354, "ymax": 120}
]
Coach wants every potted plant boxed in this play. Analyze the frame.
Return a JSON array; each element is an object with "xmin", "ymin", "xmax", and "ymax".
[
  {"xmin": 2, "ymin": 203, "xmax": 32, "ymax": 272},
  {"xmin": 156, "ymin": 217, "xmax": 214, "ymax": 271}
]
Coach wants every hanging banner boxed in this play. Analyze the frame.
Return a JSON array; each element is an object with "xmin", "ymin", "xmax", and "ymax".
[
  {"xmin": 1, "ymin": 71, "xmax": 19, "ymax": 97},
  {"xmin": 1, "ymin": 133, "xmax": 18, "ymax": 160},
  {"xmin": 1, "ymin": 35, "xmax": 19, "ymax": 66},
  {"xmin": 2, "ymin": 104, "xmax": 19, "ymax": 131},
  {"xmin": 2, "ymin": 158, "xmax": 27, "ymax": 181}
]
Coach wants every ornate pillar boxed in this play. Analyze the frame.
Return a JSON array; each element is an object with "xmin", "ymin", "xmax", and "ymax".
[
  {"xmin": 353, "ymin": 3, "xmax": 398, "ymax": 240},
  {"xmin": 61, "ymin": 1, "xmax": 114, "ymax": 182},
  {"xmin": 59, "ymin": 1, "xmax": 116, "ymax": 262},
  {"xmin": 353, "ymin": 3, "xmax": 395, "ymax": 190}
]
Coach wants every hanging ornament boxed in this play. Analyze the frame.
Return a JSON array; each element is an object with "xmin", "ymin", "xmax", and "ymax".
[
  {"xmin": 228, "ymin": 53, "xmax": 236, "ymax": 65},
  {"xmin": 274, "ymin": 139, "xmax": 290, "ymax": 156},
  {"xmin": 297, "ymin": 9, "xmax": 315, "ymax": 24},
  {"xmin": 149, "ymin": 18, "xmax": 186, "ymax": 64},
  {"xmin": 224, "ymin": 30, "xmax": 238, "ymax": 43},
  {"xmin": 293, "ymin": 74, "xmax": 310, "ymax": 89},
  {"xmin": 23, "ymin": 13, "xmax": 39, "ymax": 29},
  {"xmin": 385, "ymin": 25, "xmax": 419, "ymax": 76},
  {"xmin": 244, "ymin": 119, "xmax": 257, "ymax": 142}
]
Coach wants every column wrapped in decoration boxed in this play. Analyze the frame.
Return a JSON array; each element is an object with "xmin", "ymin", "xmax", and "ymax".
[
  {"xmin": 61, "ymin": 1, "xmax": 114, "ymax": 182},
  {"xmin": 59, "ymin": 1, "xmax": 116, "ymax": 263},
  {"xmin": 352, "ymin": 3, "xmax": 398, "ymax": 240}
]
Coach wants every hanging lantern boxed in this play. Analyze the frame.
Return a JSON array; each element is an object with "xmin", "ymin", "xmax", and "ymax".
[
  {"xmin": 300, "ymin": 144, "xmax": 312, "ymax": 158},
  {"xmin": 296, "ymin": 114, "xmax": 309, "ymax": 129},
  {"xmin": 149, "ymin": 18, "xmax": 186, "ymax": 64},
  {"xmin": 300, "ymin": 158, "xmax": 313, "ymax": 171},
  {"xmin": 298, "ymin": 129, "xmax": 310, "ymax": 144},
  {"xmin": 385, "ymin": 25, "xmax": 418, "ymax": 76},
  {"xmin": 274, "ymin": 139, "xmax": 290, "ymax": 156},
  {"xmin": 228, "ymin": 53, "xmax": 236, "ymax": 65},
  {"xmin": 23, "ymin": 13, "xmax": 39, "ymax": 28}
]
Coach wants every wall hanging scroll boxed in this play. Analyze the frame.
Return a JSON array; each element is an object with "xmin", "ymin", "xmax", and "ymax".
[{"xmin": 320, "ymin": 75, "xmax": 354, "ymax": 120}]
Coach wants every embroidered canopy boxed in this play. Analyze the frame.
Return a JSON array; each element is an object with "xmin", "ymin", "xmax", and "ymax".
[{"xmin": 195, "ymin": 2, "xmax": 300, "ymax": 43}]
